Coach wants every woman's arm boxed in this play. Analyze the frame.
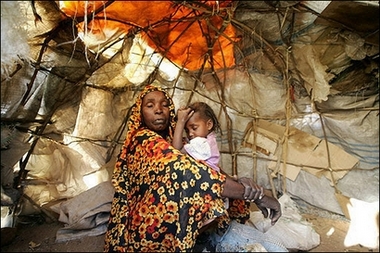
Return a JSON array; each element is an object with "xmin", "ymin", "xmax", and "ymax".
[
  {"xmin": 221, "ymin": 176, "xmax": 282, "ymax": 225},
  {"xmin": 221, "ymin": 177, "xmax": 262, "ymax": 200}
]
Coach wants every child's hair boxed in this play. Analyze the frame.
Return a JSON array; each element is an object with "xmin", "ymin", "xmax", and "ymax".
[{"xmin": 188, "ymin": 102, "xmax": 221, "ymax": 133}]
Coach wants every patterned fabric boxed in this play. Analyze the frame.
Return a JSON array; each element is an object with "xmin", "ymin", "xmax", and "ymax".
[
  {"xmin": 216, "ymin": 199, "xmax": 251, "ymax": 234},
  {"xmin": 184, "ymin": 131, "xmax": 228, "ymax": 227},
  {"xmin": 104, "ymin": 85, "xmax": 228, "ymax": 252}
]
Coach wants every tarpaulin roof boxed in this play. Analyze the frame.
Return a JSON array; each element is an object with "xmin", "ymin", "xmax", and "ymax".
[{"xmin": 60, "ymin": 1, "xmax": 238, "ymax": 71}]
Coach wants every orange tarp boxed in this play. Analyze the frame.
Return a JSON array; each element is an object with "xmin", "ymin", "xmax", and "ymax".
[{"xmin": 59, "ymin": 1, "xmax": 238, "ymax": 70}]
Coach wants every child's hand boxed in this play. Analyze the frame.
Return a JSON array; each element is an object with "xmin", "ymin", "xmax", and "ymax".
[{"xmin": 177, "ymin": 107, "xmax": 194, "ymax": 124}]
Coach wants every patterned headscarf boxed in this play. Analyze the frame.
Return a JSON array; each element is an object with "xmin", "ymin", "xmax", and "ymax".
[
  {"xmin": 112, "ymin": 84, "xmax": 177, "ymax": 191},
  {"xmin": 123, "ymin": 84, "xmax": 176, "ymax": 148}
]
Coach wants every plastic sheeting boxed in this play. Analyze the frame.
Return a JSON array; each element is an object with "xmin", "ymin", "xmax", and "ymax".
[
  {"xmin": 1, "ymin": 1, "xmax": 379, "ymax": 250},
  {"xmin": 212, "ymin": 220, "xmax": 288, "ymax": 252},
  {"xmin": 250, "ymin": 194, "xmax": 320, "ymax": 251},
  {"xmin": 50, "ymin": 181, "xmax": 114, "ymax": 243}
]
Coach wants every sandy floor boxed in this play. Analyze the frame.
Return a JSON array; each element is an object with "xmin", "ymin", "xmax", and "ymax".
[{"xmin": 1, "ymin": 200, "xmax": 378, "ymax": 252}]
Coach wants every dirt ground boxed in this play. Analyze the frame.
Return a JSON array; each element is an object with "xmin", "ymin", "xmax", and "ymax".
[{"xmin": 1, "ymin": 199, "xmax": 379, "ymax": 252}]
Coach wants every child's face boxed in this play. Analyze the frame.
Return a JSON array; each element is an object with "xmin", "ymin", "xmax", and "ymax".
[
  {"xmin": 185, "ymin": 112, "xmax": 213, "ymax": 140},
  {"xmin": 141, "ymin": 91, "xmax": 170, "ymax": 132}
]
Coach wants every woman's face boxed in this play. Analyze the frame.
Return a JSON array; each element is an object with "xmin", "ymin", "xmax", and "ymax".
[
  {"xmin": 141, "ymin": 91, "xmax": 170, "ymax": 132},
  {"xmin": 185, "ymin": 112, "xmax": 212, "ymax": 140}
]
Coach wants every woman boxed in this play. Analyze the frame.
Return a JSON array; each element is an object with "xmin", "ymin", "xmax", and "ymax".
[{"xmin": 104, "ymin": 84, "xmax": 282, "ymax": 252}]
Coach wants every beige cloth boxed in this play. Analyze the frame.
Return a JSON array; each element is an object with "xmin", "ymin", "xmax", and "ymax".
[{"xmin": 50, "ymin": 181, "xmax": 114, "ymax": 242}]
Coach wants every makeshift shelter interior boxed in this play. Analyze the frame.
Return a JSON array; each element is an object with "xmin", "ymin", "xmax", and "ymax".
[{"xmin": 1, "ymin": 0, "xmax": 379, "ymax": 251}]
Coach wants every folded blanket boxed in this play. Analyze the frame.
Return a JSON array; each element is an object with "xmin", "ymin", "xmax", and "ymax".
[{"xmin": 50, "ymin": 181, "xmax": 114, "ymax": 243}]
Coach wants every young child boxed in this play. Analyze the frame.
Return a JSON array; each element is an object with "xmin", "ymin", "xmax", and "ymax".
[
  {"xmin": 173, "ymin": 101, "xmax": 222, "ymax": 172},
  {"xmin": 173, "ymin": 101, "xmax": 227, "ymax": 228}
]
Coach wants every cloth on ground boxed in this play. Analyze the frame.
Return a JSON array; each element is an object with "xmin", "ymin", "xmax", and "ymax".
[
  {"xmin": 250, "ymin": 193, "xmax": 320, "ymax": 251},
  {"xmin": 50, "ymin": 181, "xmax": 114, "ymax": 243},
  {"xmin": 211, "ymin": 220, "xmax": 288, "ymax": 252}
]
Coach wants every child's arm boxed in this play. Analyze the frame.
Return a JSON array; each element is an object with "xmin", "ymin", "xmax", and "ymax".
[{"xmin": 173, "ymin": 107, "xmax": 193, "ymax": 151}]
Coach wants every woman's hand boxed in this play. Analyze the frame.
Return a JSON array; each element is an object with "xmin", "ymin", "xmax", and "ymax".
[
  {"xmin": 235, "ymin": 176, "xmax": 282, "ymax": 226},
  {"xmin": 237, "ymin": 177, "xmax": 264, "ymax": 201},
  {"xmin": 254, "ymin": 195, "xmax": 282, "ymax": 225},
  {"xmin": 221, "ymin": 176, "xmax": 282, "ymax": 225}
]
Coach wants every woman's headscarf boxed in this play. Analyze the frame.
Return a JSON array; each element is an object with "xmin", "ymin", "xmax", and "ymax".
[
  {"xmin": 124, "ymin": 84, "xmax": 176, "ymax": 148},
  {"xmin": 112, "ymin": 84, "xmax": 177, "ymax": 191}
]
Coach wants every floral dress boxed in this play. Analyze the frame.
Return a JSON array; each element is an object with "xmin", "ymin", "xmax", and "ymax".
[{"xmin": 104, "ymin": 85, "xmax": 229, "ymax": 252}]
